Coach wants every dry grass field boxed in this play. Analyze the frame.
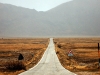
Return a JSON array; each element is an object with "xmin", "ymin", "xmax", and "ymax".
[
  {"xmin": 0, "ymin": 38, "xmax": 49, "ymax": 75},
  {"xmin": 1, "ymin": 37, "xmax": 100, "ymax": 75},
  {"xmin": 54, "ymin": 38, "xmax": 100, "ymax": 75}
]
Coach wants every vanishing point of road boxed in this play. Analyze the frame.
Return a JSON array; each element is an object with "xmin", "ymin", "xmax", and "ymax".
[{"xmin": 19, "ymin": 38, "xmax": 77, "ymax": 75}]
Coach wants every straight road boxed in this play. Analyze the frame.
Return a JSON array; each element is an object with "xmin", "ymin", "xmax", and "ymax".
[{"xmin": 19, "ymin": 38, "xmax": 77, "ymax": 75}]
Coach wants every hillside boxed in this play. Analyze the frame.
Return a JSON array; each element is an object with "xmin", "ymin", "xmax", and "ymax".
[
  {"xmin": 46, "ymin": 0, "xmax": 100, "ymax": 36},
  {"xmin": 0, "ymin": 0, "xmax": 100, "ymax": 37}
]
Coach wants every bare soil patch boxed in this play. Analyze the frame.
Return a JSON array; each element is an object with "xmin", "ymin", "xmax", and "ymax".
[
  {"xmin": 54, "ymin": 38, "xmax": 100, "ymax": 75},
  {"xmin": 0, "ymin": 38, "xmax": 49, "ymax": 75}
]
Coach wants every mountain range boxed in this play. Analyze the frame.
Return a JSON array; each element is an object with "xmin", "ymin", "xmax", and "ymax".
[{"xmin": 0, "ymin": 0, "xmax": 100, "ymax": 37}]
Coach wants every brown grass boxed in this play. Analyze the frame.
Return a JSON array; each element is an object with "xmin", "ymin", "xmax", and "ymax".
[
  {"xmin": 0, "ymin": 38, "xmax": 49, "ymax": 75},
  {"xmin": 54, "ymin": 38, "xmax": 100, "ymax": 75}
]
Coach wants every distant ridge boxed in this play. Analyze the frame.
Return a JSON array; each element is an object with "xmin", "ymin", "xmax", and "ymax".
[{"xmin": 0, "ymin": 0, "xmax": 100, "ymax": 37}]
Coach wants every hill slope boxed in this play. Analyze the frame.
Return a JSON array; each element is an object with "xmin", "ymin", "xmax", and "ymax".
[
  {"xmin": 0, "ymin": 0, "xmax": 100, "ymax": 37},
  {"xmin": 46, "ymin": 0, "xmax": 100, "ymax": 36}
]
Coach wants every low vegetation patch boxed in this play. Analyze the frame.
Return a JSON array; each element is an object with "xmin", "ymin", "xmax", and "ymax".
[{"xmin": 4, "ymin": 60, "xmax": 26, "ymax": 70}]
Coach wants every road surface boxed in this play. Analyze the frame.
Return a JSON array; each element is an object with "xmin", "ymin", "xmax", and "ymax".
[{"xmin": 19, "ymin": 38, "xmax": 77, "ymax": 75}]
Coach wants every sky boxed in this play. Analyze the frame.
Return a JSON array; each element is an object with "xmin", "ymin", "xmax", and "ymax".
[{"xmin": 0, "ymin": 0, "xmax": 72, "ymax": 11}]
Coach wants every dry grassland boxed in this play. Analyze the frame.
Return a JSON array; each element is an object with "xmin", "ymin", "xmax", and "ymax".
[
  {"xmin": 54, "ymin": 38, "xmax": 100, "ymax": 75},
  {"xmin": 0, "ymin": 38, "xmax": 49, "ymax": 75}
]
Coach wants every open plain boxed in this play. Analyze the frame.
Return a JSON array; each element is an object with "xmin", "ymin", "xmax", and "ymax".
[
  {"xmin": 54, "ymin": 38, "xmax": 100, "ymax": 75},
  {"xmin": 0, "ymin": 38, "xmax": 49, "ymax": 75},
  {"xmin": 0, "ymin": 38, "xmax": 100, "ymax": 75}
]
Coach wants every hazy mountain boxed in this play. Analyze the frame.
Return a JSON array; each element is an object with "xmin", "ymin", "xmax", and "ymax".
[{"xmin": 0, "ymin": 0, "xmax": 100, "ymax": 37}]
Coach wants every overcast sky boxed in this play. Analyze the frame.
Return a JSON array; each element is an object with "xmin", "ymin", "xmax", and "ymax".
[{"xmin": 0, "ymin": 0, "xmax": 72, "ymax": 11}]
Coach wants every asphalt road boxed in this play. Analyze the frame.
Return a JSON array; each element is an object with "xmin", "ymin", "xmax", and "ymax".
[{"xmin": 19, "ymin": 38, "xmax": 77, "ymax": 75}]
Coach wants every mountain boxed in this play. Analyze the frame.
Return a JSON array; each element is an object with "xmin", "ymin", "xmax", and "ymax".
[
  {"xmin": 0, "ymin": 0, "xmax": 100, "ymax": 37},
  {"xmin": 45, "ymin": 0, "xmax": 100, "ymax": 36}
]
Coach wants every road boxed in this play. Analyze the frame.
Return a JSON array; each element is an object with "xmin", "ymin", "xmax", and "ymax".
[{"xmin": 19, "ymin": 38, "xmax": 77, "ymax": 75}]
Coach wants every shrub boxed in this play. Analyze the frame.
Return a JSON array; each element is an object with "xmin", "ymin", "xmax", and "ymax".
[
  {"xmin": 5, "ymin": 60, "xmax": 26, "ymax": 70},
  {"xmin": 18, "ymin": 54, "xmax": 24, "ymax": 60},
  {"xmin": 56, "ymin": 51, "xmax": 59, "ymax": 54},
  {"xmin": 57, "ymin": 44, "xmax": 62, "ymax": 48}
]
